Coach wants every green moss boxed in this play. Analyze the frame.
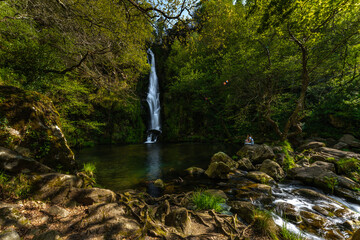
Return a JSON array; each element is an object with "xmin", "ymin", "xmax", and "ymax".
[
  {"xmin": 280, "ymin": 141, "xmax": 296, "ymax": 171},
  {"xmin": 336, "ymin": 158, "xmax": 359, "ymax": 174}
]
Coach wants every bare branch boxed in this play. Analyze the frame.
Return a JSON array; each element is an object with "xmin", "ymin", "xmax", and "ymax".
[
  {"xmin": 44, "ymin": 52, "xmax": 89, "ymax": 74},
  {"xmin": 126, "ymin": 0, "xmax": 187, "ymax": 20}
]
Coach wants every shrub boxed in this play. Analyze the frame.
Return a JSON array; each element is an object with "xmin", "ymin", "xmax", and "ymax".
[
  {"xmin": 79, "ymin": 162, "xmax": 97, "ymax": 187},
  {"xmin": 191, "ymin": 190, "xmax": 225, "ymax": 213}
]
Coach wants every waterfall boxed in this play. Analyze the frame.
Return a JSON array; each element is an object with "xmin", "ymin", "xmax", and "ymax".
[{"xmin": 145, "ymin": 49, "xmax": 161, "ymax": 143}]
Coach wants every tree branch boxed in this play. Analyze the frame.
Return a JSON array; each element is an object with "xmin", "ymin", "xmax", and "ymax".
[
  {"xmin": 44, "ymin": 52, "xmax": 89, "ymax": 74},
  {"xmin": 125, "ymin": 0, "xmax": 187, "ymax": 20}
]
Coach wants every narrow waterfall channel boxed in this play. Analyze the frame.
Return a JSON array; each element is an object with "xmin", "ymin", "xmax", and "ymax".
[{"xmin": 145, "ymin": 49, "xmax": 161, "ymax": 143}]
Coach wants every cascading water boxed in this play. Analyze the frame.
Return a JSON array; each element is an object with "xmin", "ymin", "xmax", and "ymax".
[{"xmin": 145, "ymin": 49, "xmax": 161, "ymax": 143}]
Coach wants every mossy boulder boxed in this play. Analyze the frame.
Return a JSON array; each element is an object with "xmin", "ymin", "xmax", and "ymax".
[
  {"xmin": 237, "ymin": 158, "xmax": 255, "ymax": 171},
  {"xmin": 300, "ymin": 210, "xmax": 327, "ymax": 231},
  {"xmin": 205, "ymin": 152, "xmax": 238, "ymax": 179},
  {"xmin": 209, "ymin": 152, "xmax": 238, "ymax": 169},
  {"xmin": 205, "ymin": 161, "xmax": 231, "ymax": 179},
  {"xmin": 260, "ymin": 159, "xmax": 285, "ymax": 181},
  {"xmin": 0, "ymin": 86, "xmax": 75, "ymax": 171},
  {"xmin": 0, "ymin": 147, "xmax": 53, "ymax": 174},
  {"xmin": 237, "ymin": 144, "xmax": 275, "ymax": 165},
  {"xmin": 246, "ymin": 171, "xmax": 276, "ymax": 185}
]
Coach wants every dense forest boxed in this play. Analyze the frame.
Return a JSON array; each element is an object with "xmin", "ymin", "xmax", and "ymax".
[{"xmin": 1, "ymin": 0, "xmax": 359, "ymax": 147}]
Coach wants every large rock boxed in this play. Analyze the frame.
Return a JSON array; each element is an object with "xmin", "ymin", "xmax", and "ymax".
[
  {"xmin": 300, "ymin": 210, "xmax": 327, "ymax": 231},
  {"xmin": 31, "ymin": 173, "xmax": 83, "ymax": 205},
  {"xmin": 292, "ymin": 188, "xmax": 331, "ymax": 201},
  {"xmin": 72, "ymin": 203, "xmax": 140, "ymax": 238},
  {"xmin": 317, "ymin": 147, "xmax": 360, "ymax": 161},
  {"xmin": 333, "ymin": 142, "xmax": 349, "ymax": 150},
  {"xmin": 275, "ymin": 202, "xmax": 301, "ymax": 223},
  {"xmin": 338, "ymin": 134, "xmax": 360, "ymax": 148},
  {"xmin": 205, "ymin": 161, "xmax": 231, "ymax": 179},
  {"xmin": 288, "ymin": 166, "xmax": 360, "ymax": 202},
  {"xmin": 210, "ymin": 152, "xmax": 238, "ymax": 169},
  {"xmin": 237, "ymin": 144, "xmax": 275, "ymax": 165},
  {"xmin": 205, "ymin": 152, "xmax": 238, "ymax": 179},
  {"xmin": 260, "ymin": 159, "xmax": 285, "ymax": 181},
  {"xmin": 0, "ymin": 147, "xmax": 53, "ymax": 174},
  {"xmin": 228, "ymin": 201, "xmax": 254, "ymax": 223},
  {"xmin": 0, "ymin": 86, "xmax": 75, "ymax": 171},
  {"xmin": 237, "ymin": 158, "xmax": 255, "ymax": 171},
  {"xmin": 235, "ymin": 183, "xmax": 272, "ymax": 203},
  {"xmin": 310, "ymin": 161, "xmax": 335, "ymax": 172},
  {"xmin": 246, "ymin": 171, "xmax": 276, "ymax": 185},
  {"xmin": 68, "ymin": 188, "xmax": 117, "ymax": 206},
  {"xmin": 297, "ymin": 141, "xmax": 326, "ymax": 152}
]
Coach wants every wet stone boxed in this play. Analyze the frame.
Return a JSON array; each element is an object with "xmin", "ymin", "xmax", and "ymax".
[
  {"xmin": 228, "ymin": 201, "xmax": 254, "ymax": 224},
  {"xmin": 246, "ymin": 171, "xmax": 276, "ymax": 185},
  {"xmin": 292, "ymin": 188, "xmax": 330, "ymax": 201},
  {"xmin": 325, "ymin": 229, "xmax": 344, "ymax": 240},
  {"xmin": 312, "ymin": 205, "xmax": 330, "ymax": 217},
  {"xmin": 300, "ymin": 210, "xmax": 327, "ymax": 231},
  {"xmin": 237, "ymin": 158, "xmax": 255, "ymax": 171},
  {"xmin": 275, "ymin": 202, "xmax": 301, "ymax": 223}
]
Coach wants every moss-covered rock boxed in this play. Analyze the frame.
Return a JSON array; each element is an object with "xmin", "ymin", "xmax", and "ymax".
[
  {"xmin": 0, "ymin": 86, "xmax": 75, "ymax": 171},
  {"xmin": 260, "ymin": 159, "xmax": 285, "ymax": 181},
  {"xmin": 237, "ymin": 144, "xmax": 275, "ymax": 165},
  {"xmin": 205, "ymin": 152, "xmax": 238, "ymax": 179}
]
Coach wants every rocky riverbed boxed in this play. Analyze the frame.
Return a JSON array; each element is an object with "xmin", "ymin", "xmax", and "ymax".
[
  {"xmin": 2, "ymin": 136, "xmax": 360, "ymax": 239},
  {"xmin": 1, "ymin": 86, "xmax": 360, "ymax": 239}
]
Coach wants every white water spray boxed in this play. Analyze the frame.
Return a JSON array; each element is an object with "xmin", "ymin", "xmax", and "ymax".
[{"xmin": 145, "ymin": 49, "xmax": 161, "ymax": 143}]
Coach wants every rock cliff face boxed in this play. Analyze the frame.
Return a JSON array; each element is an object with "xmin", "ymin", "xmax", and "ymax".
[{"xmin": 0, "ymin": 86, "xmax": 75, "ymax": 171}]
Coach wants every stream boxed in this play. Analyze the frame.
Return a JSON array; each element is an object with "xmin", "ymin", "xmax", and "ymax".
[{"xmin": 77, "ymin": 143, "xmax": 360, "ymax": 239}]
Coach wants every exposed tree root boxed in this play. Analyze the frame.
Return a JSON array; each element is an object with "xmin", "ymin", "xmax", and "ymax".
[{"xmin": 189, "ymin": 210, "xmax": 211, "ymax": 227}]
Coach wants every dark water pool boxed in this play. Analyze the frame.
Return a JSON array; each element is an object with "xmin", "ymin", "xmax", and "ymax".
[{"xmin": 76, "ymin": 143, "xmax": 237, "ymax": 192}]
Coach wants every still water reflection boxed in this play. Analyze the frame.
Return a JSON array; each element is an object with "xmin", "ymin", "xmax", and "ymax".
[
  {"xmin": 146, "ymin": 143, "xmax": 161, "ymax": 196},
  {"xmin": 76, "ymin": 143, "xmax": 235, "ymax": 193}
]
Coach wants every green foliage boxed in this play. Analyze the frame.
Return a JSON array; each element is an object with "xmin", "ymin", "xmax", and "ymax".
[
  {"xmin": 162, "ymin": 0, "xmax": 360, "ymax": 142},
  {"xmin": 191, "ymin": 190, "xmax": 225, "ymax": 213},
  {"xmin": 0, "ymin": 172, "xmax": 32, "ymax": 199},
  {"xmin": 0, "ymin": 0, "xmax": 152, "ymax": 147},
  {"xmin": 280, "ymin": 223, "xmax": 305, "ymax": 240},
  {"xmin": 79, "ymin": 162, "xmax": 97, "ymax": 187},
  {"xmin": 82, "ymin": 163, "xmax": 96, "ymax": 177},
  {"xmin": 280, "ymin": 141, "xmax": 295, "ymax": 171}
]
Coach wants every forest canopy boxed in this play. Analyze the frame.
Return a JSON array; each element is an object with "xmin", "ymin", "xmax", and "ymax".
[{"xmin": 0, "ymin": 0, "xmax": 359, "ymax": 145}]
